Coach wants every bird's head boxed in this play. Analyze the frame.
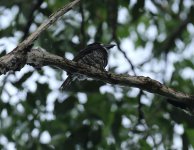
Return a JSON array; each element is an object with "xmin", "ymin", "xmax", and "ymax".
[
  {"xmin": 87, "ymin": 42, "xmax": 115, "ymax": 50},
  {"xmin": 101, "ymin": 43, "xmax": 115, "ymax": 49}
]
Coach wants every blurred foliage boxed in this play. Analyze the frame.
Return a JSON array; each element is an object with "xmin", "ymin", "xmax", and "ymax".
[{"xmin": 1, "ymin": 0, "xmax": 194, "ymax": 149}]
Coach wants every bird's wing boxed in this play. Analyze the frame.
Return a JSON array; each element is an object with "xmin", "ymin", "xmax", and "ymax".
[
  {"xmin": 73, "ymin": 43, "xmax": 106, "ymax": 61},
  {"xmin": 60, "ymin": 76, "xmax": 73, "ymax": 90}
]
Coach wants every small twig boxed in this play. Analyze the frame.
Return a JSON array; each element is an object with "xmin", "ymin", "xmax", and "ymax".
[{"xmin": 115, "ymin": 38, "xmax": 137, "ymax": 75}]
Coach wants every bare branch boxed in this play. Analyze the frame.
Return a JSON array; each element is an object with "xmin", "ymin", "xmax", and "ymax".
[{"xmin": 26, "ymin": 48, "xmax": 194, "ymax": 115}]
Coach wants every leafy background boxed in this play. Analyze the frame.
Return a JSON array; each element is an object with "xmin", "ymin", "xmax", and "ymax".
[{"xmin": 1, "ymin": 0, "xmax": 194, "ymax": 149}]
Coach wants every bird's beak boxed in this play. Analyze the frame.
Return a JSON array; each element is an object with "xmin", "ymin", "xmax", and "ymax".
[{"xmin": 103, "ymin": 44, "xmax": 116, "ymax": 49}]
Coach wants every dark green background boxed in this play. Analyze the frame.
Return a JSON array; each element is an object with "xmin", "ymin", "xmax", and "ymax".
[{"xmin": 0, "ymin": 0, "xmax": 194, "ymax": 149}]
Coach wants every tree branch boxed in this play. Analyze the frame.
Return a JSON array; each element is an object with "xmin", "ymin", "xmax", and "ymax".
[
  {"xmin": 0, "ymin": 0, "xmax": 80, "ymax": 74},
  {"xmin": 25, "ymin": 47, "xmax": 194, "ymax": 115}
]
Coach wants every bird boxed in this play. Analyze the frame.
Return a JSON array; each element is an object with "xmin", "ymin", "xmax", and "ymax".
[{"xmin": 60, "ymin": 42, "xmax": 115, "ymax": 90}]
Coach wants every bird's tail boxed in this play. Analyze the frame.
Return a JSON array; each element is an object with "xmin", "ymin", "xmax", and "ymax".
[{"xmin": 60, "ymin": 76, "xmax": 73, "ymax": 90}]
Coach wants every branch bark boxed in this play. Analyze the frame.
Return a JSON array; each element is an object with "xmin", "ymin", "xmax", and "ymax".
[{"xmin": 26, "ymin": 48, "xmax": 194, "ymax": 115}]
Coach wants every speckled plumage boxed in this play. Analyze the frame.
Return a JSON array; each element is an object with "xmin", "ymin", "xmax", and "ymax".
[{"xmin": 60, "ymin": 42, "xmax": 115, "ymax": 90}]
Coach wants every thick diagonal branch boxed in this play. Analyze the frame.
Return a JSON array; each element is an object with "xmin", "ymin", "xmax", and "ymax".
[{"xmin": 0, "ymin": 0, "xmax": 80, "ymax": 74}]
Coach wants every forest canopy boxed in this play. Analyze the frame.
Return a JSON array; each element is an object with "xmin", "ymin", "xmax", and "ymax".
[{"xmin": 0, "ymin": 0, "xmax": 194, "ymax": 149}]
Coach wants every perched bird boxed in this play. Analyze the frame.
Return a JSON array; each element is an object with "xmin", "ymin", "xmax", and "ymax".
[{"xmin": 60, "ymin": 42, "xmax": 115, "ymax": 90}]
